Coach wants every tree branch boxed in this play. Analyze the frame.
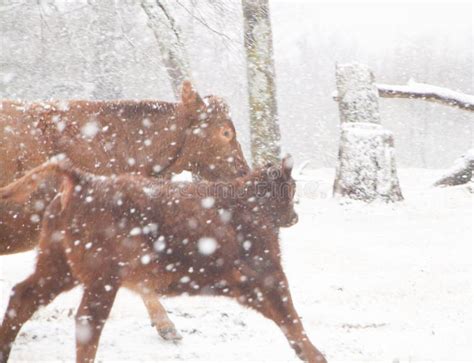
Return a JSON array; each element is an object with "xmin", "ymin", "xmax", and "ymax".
[
  {"xmin": 140, "ymin": 0, "xmax": 190, "ymax": 97},
  {"xmin": 377, "ymin": 81, "xmax": 474, "ymax": 112},
  {"xmin": 175, "ymin": 0, "xmax": 236, "ymax": 43}
]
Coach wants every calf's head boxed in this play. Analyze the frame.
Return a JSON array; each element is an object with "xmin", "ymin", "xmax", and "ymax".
[
  {"xmin": 177, "ymin": 81, "xmax": 250, "ymax": 181},
  {"xmin": 256, "ymin": 155, "xmax": 298, "ymax": 228}
]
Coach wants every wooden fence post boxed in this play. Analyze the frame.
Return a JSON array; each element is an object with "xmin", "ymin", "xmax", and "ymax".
[{"xmin": 333, "ymin": 63, "xmax": 403, "ymax": 202}]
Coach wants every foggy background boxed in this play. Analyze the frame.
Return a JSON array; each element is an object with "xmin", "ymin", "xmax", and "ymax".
[{"xmin": 1, "ymin": 0, "xmax": 472, "ymax": 168}]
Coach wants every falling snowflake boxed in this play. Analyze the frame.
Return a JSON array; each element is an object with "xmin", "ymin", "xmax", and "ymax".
[
  {"xmin": 142, "ymin": 118, "xmax": 151, "ymax": 128},
  {"xmin": 180, "ymin": 276, "xmax": 191, "ymax": 283},
  {"xmin": 141, "ymin": 254, "xmax": 151, "ymax": 265},
  {"xmin": 130, "ymin": 227, "xmax": 142, "ymax": 236},
  {"xmin": 81, "ymin": 121, "xmax": 99, "ymax": 139},
  {"xmin": 201, "ymin": 197, "xmax": 215, "ymax": 209},
  {"xmin": 154, "ymin": 236, "xmax": 166, "ymax": 252},
  {"xmin": 198, "ymin": 237, "xmax": 218, "ymax": 255},
  {"xmin": 76, "ymin": 319, "xmax": 92, "ymax": 344},
  {"xmin": 219, "ymin": 209, "xmax": 232, "ymax": 223},
  {"xmin": 243, "ymin": 240, "xmax": 252, "ymax": 251},
  {"xmin": 33, "ymin": 200, "xmax": 45, "ymax": 211}
]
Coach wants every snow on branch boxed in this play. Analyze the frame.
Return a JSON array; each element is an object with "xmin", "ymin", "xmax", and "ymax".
[
  {"xmin": 376, "ymin": 81, "xmax": 474, "ymax": 112},
  {"xmin": 333, "ymin": 80, "xmax": 474, "ymax": 112}
]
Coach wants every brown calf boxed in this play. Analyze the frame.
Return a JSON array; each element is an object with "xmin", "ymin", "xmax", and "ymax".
[{"xmin": 0, "ymin": 157, "xmax": 326, "ymax": 363}]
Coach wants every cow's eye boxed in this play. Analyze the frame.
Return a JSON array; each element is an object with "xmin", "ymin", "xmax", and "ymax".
[{"xmin": 221, "ymin": 129, "xmax": 232, "ymax": 140}]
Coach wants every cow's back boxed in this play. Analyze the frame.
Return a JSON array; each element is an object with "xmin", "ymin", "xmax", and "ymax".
[
  {"xmin": 0, "ymin": 100, "xmax": 49, "ymax": 186},
  {"xmin": 34, "ymin": 99, "xmax": 184, "ymax": 176},
  {"xmin": 0, "ymin": 98, "xmax": 184, "ymax": 254}
]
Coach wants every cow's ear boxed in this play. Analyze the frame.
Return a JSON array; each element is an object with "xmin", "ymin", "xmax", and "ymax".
[
  {"xmin": 181, "ymin": 80, "xmax": 204, "ymax": 109},
  {"xmin": 281, "ymin": 154, "xmax": 294, "ymax": 178}
]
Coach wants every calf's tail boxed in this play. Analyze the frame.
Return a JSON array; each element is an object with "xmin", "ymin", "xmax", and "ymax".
[{"xmin": 0, "ymin": 156, "xmax": 76, "ymax": 208}]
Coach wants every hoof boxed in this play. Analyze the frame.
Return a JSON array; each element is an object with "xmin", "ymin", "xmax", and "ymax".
[{"xmin": 158, "ymin": 326, "xmax": 183, "ymax": 342}]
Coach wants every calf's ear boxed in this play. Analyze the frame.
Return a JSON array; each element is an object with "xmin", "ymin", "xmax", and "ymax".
[
  {"xmin": 281, "ymin": 154, "xmax": 294, "ymax": 178},
  {"xmin": 181, "ymin": 80, "xmax": 205, "ymax": 109}
]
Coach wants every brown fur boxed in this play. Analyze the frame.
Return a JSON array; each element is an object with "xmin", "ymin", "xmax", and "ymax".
[
  {"xmin": 0, "ymin": 157, "xmax": 326, "ymax": 363},
  {"xmin": 0, "ymin": 82, "xmax": 249, "ymax": 341},
  {"xmin": 0, "ymin": 81, "xmax": 249, "ymax": 255}
]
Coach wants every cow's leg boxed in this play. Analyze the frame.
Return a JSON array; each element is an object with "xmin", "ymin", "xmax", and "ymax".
[
  {"xmin": 0, "ymin": 247, "xmax": 75, "ymax": 363},
  {"xmin": 238, "ymin": 269, "xmax": 327, "ymax": 363},
  {"xmin": 139, "ymin": 292, "xmax": 182, "ymax": 341},
  {"xmin": 75, "ymin": 279, "xmax": 119, "ymax": 363}
]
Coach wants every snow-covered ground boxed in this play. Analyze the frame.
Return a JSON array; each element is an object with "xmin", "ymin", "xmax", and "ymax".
[{"xmin": 0, "ymin": 168, "xmax": 472, "ymax": 362}]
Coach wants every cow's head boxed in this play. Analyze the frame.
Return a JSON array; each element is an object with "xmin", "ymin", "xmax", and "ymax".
[
  {"xmin": 257, "ymin": 155, "xmax": 298, "ymax": 228},
  {"xmin": 176, "ymin": 81, "xmax": 250, "ymax": 181}
]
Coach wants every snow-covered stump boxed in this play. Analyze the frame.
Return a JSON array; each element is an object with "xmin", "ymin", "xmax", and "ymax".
[
  {"xmin": 333, "ymin": 63, "xmax": 403, "ymax": 202},
  {"xmin": 333, "ymin": 123, "xmax": 403, "ymax": 201}
]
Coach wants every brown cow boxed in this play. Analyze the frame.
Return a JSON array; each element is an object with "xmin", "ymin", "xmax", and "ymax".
[
  {"xmin": 0, "ymin": 82, "xmax": 249, "ymax": 340},
  {"xmin": 0, "ymin": 156, "xmax": 326, "ymax": 363},
  {"xmin": 0, "ymin": 81, "xmax": 249, "ymax": 255}
]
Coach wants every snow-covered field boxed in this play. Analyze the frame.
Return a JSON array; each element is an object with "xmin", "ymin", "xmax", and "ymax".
[{"xmin": 0, "ymin": 168, "xmax": 472, "ymax": 362}]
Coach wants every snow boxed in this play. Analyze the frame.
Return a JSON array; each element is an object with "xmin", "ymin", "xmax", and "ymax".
[
  {"xmin": 201, "ymin": 197, "xmax": 215, "ymax": 209},
  {"xmin": 171, "ymin": 170, "xmax": 193, "ymax": 182},
  {"xmin": 198, "ymin": 237, "xmax": 218, "ymax": 256},
  {"xmin": 242, "ymin": 240, "xmax": 252, "ymax": 251},
  {"xmin": 0, "ymin": 168, "xmax": 471, "ymax": 361},
  {"xmin": 153, "ymin": 236, "xmax": 166, "ymax": 252},
  {"xmin": 142, "ymin": 118, "xmax": 152, "ymax": 128},
  {"xmin": 140, "ymin": 254, "xmax": 151, "ymax": 265},
  {"xmin": 130, "ymin": 227, "xmax": 142, "ymax": 236},
  {"xmin": 153, "ymin": 164, "xmax": 163, "ymax": 174},
  {"xmin": 80, "ymin": 121, "xmax": 99, "ymax": 140},
  {"xmin": 29, "ymin": 214, "xmax": 40, "ymax": 224}
]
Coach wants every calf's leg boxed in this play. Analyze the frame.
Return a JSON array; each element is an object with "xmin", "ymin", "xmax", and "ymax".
[
  {"xmin": 75, "ymin": 279, "xmax": 119, "ymax": 363},
  {"xmin": 0, "ymin": 247, "xmax": 75, "ymax": 362},
  {"xmin": 239, "ymin": 270, "xmax": 327, "ymax": 363}
]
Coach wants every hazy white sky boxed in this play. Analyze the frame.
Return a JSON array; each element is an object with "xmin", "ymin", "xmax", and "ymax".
[
  {"xmin": 271, "ymin": 1, "xmax": 472, "ymax": 57},
  {"xmin": 271, "ymin": 1, "xmax": 472, "ymax": 30}
]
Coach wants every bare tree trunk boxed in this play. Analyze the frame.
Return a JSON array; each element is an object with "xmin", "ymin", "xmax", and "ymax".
[
  {"xmin": 242, "ymin": 0, "xmax": 281, "ymax": 166},
  {"xmin": 141, "ymin": 0, "xmax": 190, "ymax": 98},
  {"xmin": 333, "ymin": 63, "xmax": 403, "ymax": 202}
]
